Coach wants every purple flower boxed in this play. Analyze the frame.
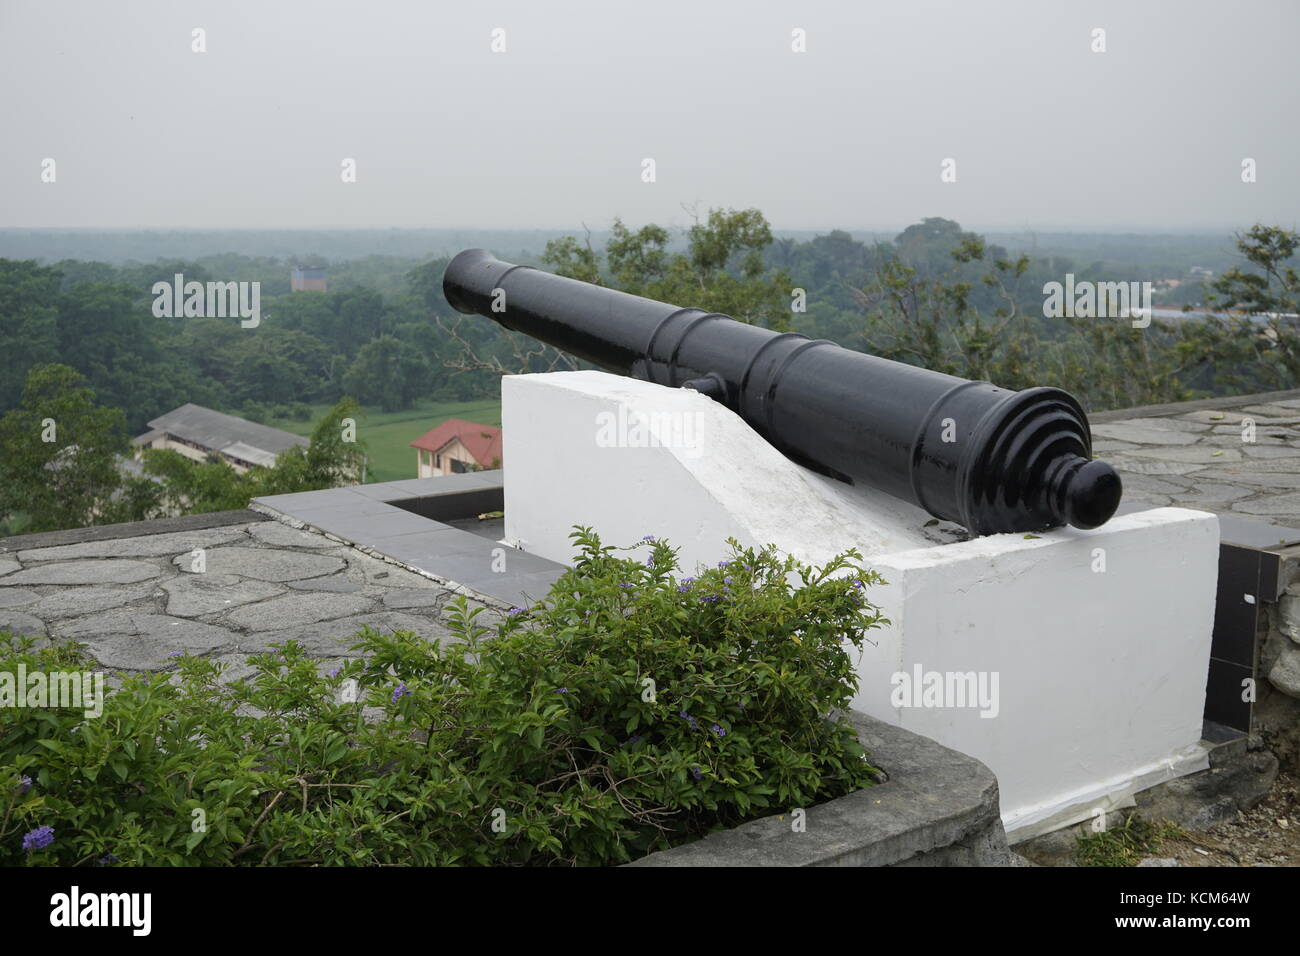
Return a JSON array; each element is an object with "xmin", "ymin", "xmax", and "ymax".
[
  {"xmin": 644, "ymin": 556, "xmax": 655, "ymax": 567},
  {"xmin": 507, "ymin": 607, "xmax": 526, "ymax": 617},
  {"xmin": 724, "ymin": 577, "xmax": 733, "ymax": 585},
  {"xmin": 717, "ymin": 561, "xmax": 730, "ymax": 569},
  {"xmin": 22, "ymin": 825, "xmax": 54, "ymax": 852},
  {"xmin": 642, "ymin": 535, "xmax": 657, "ymax": 543},
  {"xmin": 620, "ymin": 734, "xmax": 642, "ymax": 748},
  {"xmin": 391, "ymin": 683, "xmax": 411, "ymax": 703},
  {"xmin": 852, "ymin": 578, "xmax": 865, "ymax": 590},
  {"xmin": 555, "ymin": 687, "xmax": 569, "ymax": 694},
  {"xmin": 678, "ymin": 711, "xmax": 698, "ymax": 729},
  {"xmin": 620, "ymin": 581, "xmax": 635, "ymax": 589},
  {"xmin": 97, "ymin": 853, "xmax": 119, "ymax": 866},
  {"xmin": 690, "ymin": 767, "xmax": 703, "ymax": 780},
  {"xmin": 168, "ymin": 651, "xmax": 184, "ymax": 658},
  {"xmin": 328, "ymin": 667, "xmax": 341, "ymax": 678},
  {"xmin": 711, "ymin": 724, "xmax": 726, "ymax": 738},
  {"xmin": 15, "ymin": 775, "xmax": 32, "ymax": 795},
  {"xmin": 700, "ymin": 594, "xmax": 720, "ymax": 604}
]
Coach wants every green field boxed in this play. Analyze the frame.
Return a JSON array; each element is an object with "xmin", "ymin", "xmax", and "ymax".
[{"xmin": 269, "ymin": 398, "xmax": 502, "ymax": 483}]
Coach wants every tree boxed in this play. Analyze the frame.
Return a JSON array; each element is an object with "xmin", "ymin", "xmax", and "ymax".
[
  {"xmin": 1205, "ymin": 224, "xmax": 1300, "ymax": 390},
  {"xmin": 0, "ymin": 260, "xmax": 60, "ymax": 409},
  {"xmin": 856, "ymin": 233, "xmax": 1039, "ymax": 387},
  {"xmin": 228, "ymin": 328, "xmax": 332, "ymax": 405},
  {"xmin": 342, "ymin": 337, "xmax": 429, "ymax": 411},
  {"xmin": 549, "ymin": 208, "xmax": 793, "ymax": 329},
  {"xmin": 0, "ymin": 364, "xmax": 152, "ymax": 533},
  {"xmin": 436, "ymin": 207, "xmax": 795, "ymax": 379}
]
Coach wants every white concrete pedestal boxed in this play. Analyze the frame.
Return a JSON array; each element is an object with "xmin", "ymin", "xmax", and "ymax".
[{"xmin": 503, "ymin": 371, "xmax": 1220, "ymax": 839}]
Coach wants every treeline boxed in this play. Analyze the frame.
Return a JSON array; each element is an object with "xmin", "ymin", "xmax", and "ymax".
[
  {"xmin": 0, "ymin": 255, "xmax": 499, "ymax": 434},
  {"xmin": 1, "ymin": 214, "xmax": 1297, "ymax": 441},
  {"xmin": 540, "ymin": 212, "xmax": 1299, "ymax": 410}
]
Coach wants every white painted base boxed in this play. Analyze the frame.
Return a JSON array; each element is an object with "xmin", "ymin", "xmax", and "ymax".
[
  {"xmin": 502, "ymin": 371, "xmax": 1221, "ymax": 838},
  {"xmin": 856, "ymin": 507, "xmax": 1218, "ymax": 840}
]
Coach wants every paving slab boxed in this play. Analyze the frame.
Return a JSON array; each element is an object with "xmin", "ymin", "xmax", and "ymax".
[
  {"xmin": 241, "ymin": 611, "xmax": 459, "ymax": 657},
  {"xmin": 16, "ymin": 526, "xmax": 249, "ymax": 562},
  {"xmin": 0, "ymin": 610, "xmax": 46, "ymax": 637},
  {"xmin": 170, "ymin": 547, "xmax": 345, "ymax": 582},
  {"xmin": 161, "ymin": 574, "xmax": 285, "ymax": 617},
  {"xmin": 2, "ymin": 560, "xmax": 163, "ymax": 586},
  {"xmin": 1121, "ymin": 446, "xmax": 1243, "ymax": 463},
  {"xmin": 30, "ymin": 585, "xmax": 156, "ymax": 620},
  {"xmin": 246, "ymin": 521, "xmax": 341, "ymax": 549},
  {"xmin": 1241, "ymin": 445, "xmax": 1300, "ymax": 458},
  {"xmin": 0, "ymin": 588, "xmax": 40, "ymax": 609},
  {"xmin": 226, "ymin": 591, "xmax": 376, "ymax": 631},
  {"xmin": 286, "ymin": 577, "xmax": 366, "ymax": 593},
  {"xmin": 1233, "ymin": 494, "xmax": 1300, "ymax": 516},
  {"xmin": 1173, "ymin": 483, "xmax": 1254, "ymax": 503},
  {"xmin": 1092, "ymin": 422, "xmax": 1200, "ymax": 445},
  {"xmin": 380, "ymin": 588, "xmax": 447, "ymax": 610}
]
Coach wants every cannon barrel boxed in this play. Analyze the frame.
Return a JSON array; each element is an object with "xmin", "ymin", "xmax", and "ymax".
[{"xmin": 443, "ymin": 248, "xmax": 1122, "ymax": 535}]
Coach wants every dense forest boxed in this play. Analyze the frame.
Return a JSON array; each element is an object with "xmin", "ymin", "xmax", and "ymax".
[{"xmin": 1, "ymin": 212, "xmax": 1297, "ymax": 442}]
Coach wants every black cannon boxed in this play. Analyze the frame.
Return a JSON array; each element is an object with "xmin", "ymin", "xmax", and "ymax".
[{"xmin": 443, "ymin": 249, "xmax": 1122, "ymax": 535}]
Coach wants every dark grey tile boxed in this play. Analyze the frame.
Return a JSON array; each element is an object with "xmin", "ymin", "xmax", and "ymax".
[
  {"xmin": 385, "ymin": 475, "xmax": 486, "ymax": 497},
  {"xmin": 377, "ymin": 529, "xmax": 492, "ymax": 567},
  {"xmin": 254, "ymin": 487, "xmax": 369, "ymax": 512},
  {"xmin": 469, "ymin": 569, "xmax": 567, "ymax": 607},
  {"xmin": 283, "ymin": 498, "xmax": 402, "ymax": 524},
  {"xmin": 347, "ymin": 483, "xmax": 413, "ymax": 502},
  {"xmin": 302, "ymin": 510, "xmax": 452, "ymax": 545}
]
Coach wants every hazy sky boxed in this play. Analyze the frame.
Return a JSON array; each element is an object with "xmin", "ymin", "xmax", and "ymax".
[{"xmin": 2, "ymin": 0, "xmax": 1296, "ymax": 233}]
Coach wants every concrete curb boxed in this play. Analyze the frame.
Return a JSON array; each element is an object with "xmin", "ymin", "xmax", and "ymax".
[
  {"xmin": 628, "ymin": 710, "xmax": 1012, "ymax": 867},
  {"xmin": 1090, "ymin": 387, "xmax": 1300, "ymax": 423},
  {"xmin": 0, "ymin": 509, "xmax": 266, "ymax": 555}
]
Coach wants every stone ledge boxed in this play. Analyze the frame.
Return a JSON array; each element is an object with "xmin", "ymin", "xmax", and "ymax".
[
  {"xmin": 0, "ymin": 509, "xmax": 266, "ymax": 555},
  {"xmin": 627, "ymin": 709, "xmax": 1011, "ymax": 867},
  {"xmin": 1090, "ymin": 387, "xmax": 1300, "ymax": 423}
]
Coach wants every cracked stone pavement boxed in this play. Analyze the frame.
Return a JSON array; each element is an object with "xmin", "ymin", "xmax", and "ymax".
[{"xmin": 0, "ymin": 518, "xmax": 496, "ymax": 678}]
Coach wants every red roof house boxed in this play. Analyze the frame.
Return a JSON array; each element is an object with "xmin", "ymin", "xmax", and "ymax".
[{"xmin": 410, "ymin": 419, "xmax": 502, "ymax": 477}]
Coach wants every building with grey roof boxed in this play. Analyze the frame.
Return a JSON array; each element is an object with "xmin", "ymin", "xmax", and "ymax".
[{"xmin": 131, "ymin": 403, "xmax": 309, "ymax": 473}]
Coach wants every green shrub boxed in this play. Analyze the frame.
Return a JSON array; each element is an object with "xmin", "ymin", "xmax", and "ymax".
[{"xmin": 0, "ymin": 530, "xmax": 885, "ymax": 866}]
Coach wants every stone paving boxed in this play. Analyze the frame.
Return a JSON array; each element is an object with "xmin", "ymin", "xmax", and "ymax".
[
  {"xmin": 0, "ymin": 516, "xmax": 492, "ymax": 677},
  {"xmin": 1092, "ymin": 391, "xmax": 1300, "ymax": 530}
]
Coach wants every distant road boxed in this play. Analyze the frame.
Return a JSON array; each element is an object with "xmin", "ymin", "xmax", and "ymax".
[{"xmin": 1149, "ymin": 308, "xmax": 1299, "ymax": 325}]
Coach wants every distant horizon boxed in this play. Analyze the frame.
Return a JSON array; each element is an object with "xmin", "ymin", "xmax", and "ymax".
[{"xmin": 0, "ymin": 223, "xmax": 1271, "ymax": 237}]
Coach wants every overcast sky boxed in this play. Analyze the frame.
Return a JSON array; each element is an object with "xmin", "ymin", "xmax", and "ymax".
[{"xmin": 1, "ymin": 0, "xmax": 1296, "ymax": 233}]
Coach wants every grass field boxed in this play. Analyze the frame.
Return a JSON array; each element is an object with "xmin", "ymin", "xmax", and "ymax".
[{"xmin": 268, "ymin": 398, "xmax": 502, "ymax": 483}]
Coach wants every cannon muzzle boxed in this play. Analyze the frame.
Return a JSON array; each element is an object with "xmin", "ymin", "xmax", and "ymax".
[{"xmin": 443, "ymin": 248, "xmax": 1122, "ymax": 535}]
